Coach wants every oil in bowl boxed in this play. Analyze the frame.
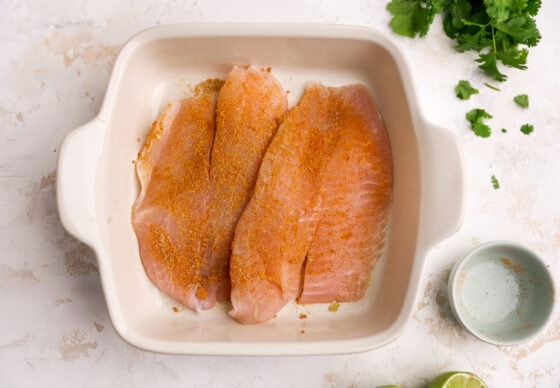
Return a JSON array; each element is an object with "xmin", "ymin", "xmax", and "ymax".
[{"xmin": 448, "ymin": 241, "xmax": 555, "ymax": 345}]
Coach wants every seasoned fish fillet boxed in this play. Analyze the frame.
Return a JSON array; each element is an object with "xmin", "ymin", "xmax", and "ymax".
[
  {"xmin": 230, "ymin": 84, "xmax": 342, "ymax": 323},
  {"xmin": 131, "ymin": 94, "xmax": 218, "ymax": 310},
  {"xmin": 206, "ymin": 66, "xmax": 288, "ymax": 292},
  {"xmin": 132, "ymin": 66, "xmax": 287, "ymax": 311},
  {"xmin": 230, "ymin": 83, "xmax": 392, "ymax": 323},
  {"xmin": 298, "ymin": 84, "xmax": 393, "ymax": 304}
]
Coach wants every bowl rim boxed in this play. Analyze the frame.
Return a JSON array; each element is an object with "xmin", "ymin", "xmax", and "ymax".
[{"xmin": 448, "ymin": 240, "xmax": 556, "ymax": 346}]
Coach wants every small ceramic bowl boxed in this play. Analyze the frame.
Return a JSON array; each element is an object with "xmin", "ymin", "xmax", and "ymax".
[{"xmin": 448, "ymin": 241, "xmax": 555, "ymax": 345}]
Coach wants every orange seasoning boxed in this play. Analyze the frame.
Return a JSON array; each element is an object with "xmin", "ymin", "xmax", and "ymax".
[
  {"xmin": 132, "ymin": 68, "xmax": 287, "ymax": 313},
  {"xmin": 193, "ymin": 78, "xmax": 225, "ymax": 96},
  {"xmin": 132, "ymin": 92, "xmax": 222, "ymax": 311},
  {"xmin": 500, "ymin": 257, "xmax": 526, "ymax": 273}
]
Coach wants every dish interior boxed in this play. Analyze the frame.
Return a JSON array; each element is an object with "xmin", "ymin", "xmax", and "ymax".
[
  {"xmin": 452, "ymin": 244, "xmax": 554, "ymax": 344},
  {"xmin": 94, "ymin": 30, "xmax": 423, "ymax": 350}
]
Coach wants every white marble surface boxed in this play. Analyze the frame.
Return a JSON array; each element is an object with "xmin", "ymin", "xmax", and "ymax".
[{"xmin": 1, "ymin": 1, "xmax": 559, "ymax": 387}]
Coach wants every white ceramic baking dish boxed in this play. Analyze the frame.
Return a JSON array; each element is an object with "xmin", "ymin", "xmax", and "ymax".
[{"xmin": 57, "ymin": 24, "xmax": 464, "ymax": 355}]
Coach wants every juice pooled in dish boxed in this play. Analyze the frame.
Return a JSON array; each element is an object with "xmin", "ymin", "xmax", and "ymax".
[
  {"xmin": 131, "ymin": 66, "xmax": 287, "ymax": 311},
  {"xmin": 229, "ymin": 83, "xmax": 393, "ymax": 324}
]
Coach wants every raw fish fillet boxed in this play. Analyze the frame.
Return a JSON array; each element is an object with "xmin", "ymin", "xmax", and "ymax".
[
  {"xmin": 229, "ymin": 84, "xmax": 344, "ymax": 323},
  {"xmin": 131, "ymin": 94, "xmax": 218, "ymax": 310},
  {"xmin": 206, "ymin": 66, "xmax": 288, "ymax": 290},
  {"xmin": 298, "ymin": 84, "xmax": 393, "ymax": 303},
  {"xmin": 132, "ymin": 66, "xmax": 287, "ymax": 311},
  {"xmin": 230, "ymin": 83, "xmax": 392, "ymax": 323}
]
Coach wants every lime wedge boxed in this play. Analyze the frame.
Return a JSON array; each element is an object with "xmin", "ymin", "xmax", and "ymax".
[{"xmin": 428, "ymin": 371, "xmax": 487, "ymax": 388}]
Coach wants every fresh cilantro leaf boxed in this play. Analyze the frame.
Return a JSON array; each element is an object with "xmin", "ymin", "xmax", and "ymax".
[
  {"xmin": 473, "ymin": 122, "xmax": 492, "ymax": 138},
  {"xmin": 514, "ymin": 94, "xmax": 529, "ymax": 108},
  {"xmin": 455, "ymin": 29, "xmax": 489, "ymax": 52},
  {"xmin": 443, "ymin": 0, "xmax": 473, "ymax": 36},
  {"xmin": 455, "ymin": 80, "xmax": 479, "ymax": 100},
  {"xmin": 387, "ymin": 0, "xmax": 439, "ymax": 38},
  {"xmin": 526, "ymin": 0, "xmax": 542, "ymax": 16},
  {"xmin": 497, "ymin": 16, "xmax": 541, "ymax": 46},
  {"xmin": 508, "ymin": 0, "xmax": 529, "ymax": 15},
  {"xmin": 466, "ymin": 108, "xmax": 493, "ymax": 137},
  {"xmin": 498, "ymin": 47, "xmax": 528, "ymax": 70},
  {"xmin": 520, "ymin": 123, "xmax": 534, "ymax": 134},
  {"xmin": 501, "ymin": 128, "xmax": 507, "ymax": 133},
  {"xmin": 477, "ymin": 51, "xmax": 507, "ymax": 82},
  {"xmin": 485, "ymin": 0, "xmax": 511, "ymax": 23},
  {"xmin": 491, "ymin": 174, "xmax": 500, "ymax": 189},
  {"xmin": 466, "ymin": 108, "xmax": 492, "ymax": 123}
]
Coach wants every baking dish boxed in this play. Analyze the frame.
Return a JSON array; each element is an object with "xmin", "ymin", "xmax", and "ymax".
[{"xmin": 57, "ymin": 24, "xmax": 464, "ymax": 355}]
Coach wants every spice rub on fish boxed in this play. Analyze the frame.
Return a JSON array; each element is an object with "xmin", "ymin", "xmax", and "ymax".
[
  {"xmin": 206, "ymin": 66, "xmax": 288, "ymax": 291},
  {"xmin": 132, "ymin": 66, "xmax": 287, "ymax": 311},
  {"xmin": 229, "ymin": 84, "xmax": 338, "ymax": 324},
  {"xmin": 298, "ymin": 85, "xmax": 392, "ymax": 304},
  {"xmin": 229, "ymin": 83, "xmax": 392, "ymax": 324},
  {"xmin": 131, "ymin": 94, "xmax": 218, "ymax": 311}
]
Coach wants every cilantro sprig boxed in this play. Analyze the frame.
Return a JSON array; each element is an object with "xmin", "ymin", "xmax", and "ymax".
[
  {"xmin": 387, "ymin": 0, "xmax": 542, "ymax": 82},
  {"xmin": 466, "ymin": 108, "xmax": 493, "ymax": 138}
]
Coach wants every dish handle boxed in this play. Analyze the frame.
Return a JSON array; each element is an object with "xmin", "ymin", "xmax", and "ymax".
[
  {"xmin": 418, "ymin": 121, "xmax": 465, "ymax": 247},
  {"xmin": 57, "ymin": 118, "xmax": 105, "ymax": 247}
]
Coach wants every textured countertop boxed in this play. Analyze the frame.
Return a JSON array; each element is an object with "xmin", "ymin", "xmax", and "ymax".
[{"xmin": 1, "ymin": 1, "xmax": 559, "ymax": 387}]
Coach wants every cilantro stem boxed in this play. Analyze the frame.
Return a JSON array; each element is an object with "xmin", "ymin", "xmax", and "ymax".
[
  {"xmin": 491, "ymin": 24, "xmax": 497, "ymax": 64},
  {"xmin": 484, "ymin": 82, "xmax": 501, "ymax": 91}
]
